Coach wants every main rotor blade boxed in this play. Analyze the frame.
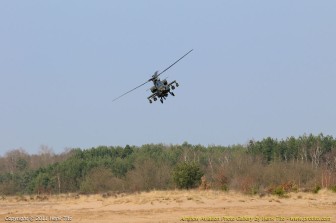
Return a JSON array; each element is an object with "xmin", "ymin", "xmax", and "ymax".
[
  {"xmin": 157, "ymin": 49, "xmax": 193, "ymax": 77},
  {"xmin": 112, "ymin": 80, "xmax": 149, "ymax": 102}
]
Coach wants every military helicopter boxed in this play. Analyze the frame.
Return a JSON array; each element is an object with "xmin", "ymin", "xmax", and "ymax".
[{"xmin": 112, "ymin": 49, "xmax": 193, "ymax": 104}]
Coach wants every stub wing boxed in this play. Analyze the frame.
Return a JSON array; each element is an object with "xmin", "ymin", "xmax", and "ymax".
[
  {"xmin": 147, "ymin": 92, "xmax": 157, "ymax": 100},
  {"xmin": 167, "ymin": 80, "xmax": 176, "ymax": 87}
]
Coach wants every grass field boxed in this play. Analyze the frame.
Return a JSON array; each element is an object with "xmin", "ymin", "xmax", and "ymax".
[{"xmin": 1, "ymin": 189, "xmax": 335, "ymax": 223}]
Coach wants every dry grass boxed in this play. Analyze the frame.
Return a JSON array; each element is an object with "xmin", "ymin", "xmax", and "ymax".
[{"xmin": 1, "ymin": 189, "xmax": 335, "ymax": 223}]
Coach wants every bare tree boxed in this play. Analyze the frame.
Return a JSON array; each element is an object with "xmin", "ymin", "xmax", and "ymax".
[
  {"xmin": 299, "ymin": 143, "xmax": 308, "ymax": 163},
  {"xmin": 38, "ymin": 145, "xmax": 55, "ymax": 166},
  {"xmin": 310, "ymin": 142, "xmax": 323, "ymax": 169},
  {"xmin": 3, "ymin": 148, "xmax": 29, "ymax": 173}
]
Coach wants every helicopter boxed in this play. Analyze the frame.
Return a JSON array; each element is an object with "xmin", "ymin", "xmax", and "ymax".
[{"xmin": 112, "ymin": 49, "xmax": 193, "ymax": 104}]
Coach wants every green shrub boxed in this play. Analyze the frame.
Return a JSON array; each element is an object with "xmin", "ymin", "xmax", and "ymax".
[
  {"xmin": 312, "ymin": 185, "xmax": 321, "ymax": 194},
  {"xmin": 330, "ymin": 185, "xmax": 336, "ymax": 193},
  {"xmin": 273, "ymin": 186, "xmax": 285, "ymax": 197},
  {"xmin": 221, "ymin": 184, "xmax": 229, "ymax": 192},
  {"xmin": 172, "ymin": 162, "xmax": 203, "ymax": 189},
  {"xmin": 249, "ymin": 185, "xmax": 259, "ymax": 195}
]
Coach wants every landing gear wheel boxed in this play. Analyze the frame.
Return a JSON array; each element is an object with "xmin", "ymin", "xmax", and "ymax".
[
  {"xmin": 149, "ymin": 99, "xmax": 152, "ymax": 103},
  {"xmin": 171, "ymin": 85, "xmax": 175, "ymax": 90},
  {"xmin": 176, "ymin": 82, "xmax": 179, "ymax": 87},
  {"xmin": 153, "ymin": 97, "xmax": 157, "ymax": 101},
  {"xmin": 160, "ymin": 98, "xmax": 163, "ymax": 103},
  {"xmin": 170, "ymin": 92, "xmax": 175, "ymax": 96}
]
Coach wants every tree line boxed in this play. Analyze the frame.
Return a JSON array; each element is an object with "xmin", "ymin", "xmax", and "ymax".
[{"xmin": 0, "ymin": 133, "xmax": 336, "ymax": 196}]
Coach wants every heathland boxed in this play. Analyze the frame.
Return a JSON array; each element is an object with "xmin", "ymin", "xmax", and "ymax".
[{"xmin": 1, "ymin": 133, "xmax": 336, "ymax": 222}]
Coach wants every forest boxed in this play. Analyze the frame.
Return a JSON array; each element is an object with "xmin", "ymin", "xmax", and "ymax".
[{"xmin": 1, "ymin": 133, "xmax": 336, "ymax": 196}]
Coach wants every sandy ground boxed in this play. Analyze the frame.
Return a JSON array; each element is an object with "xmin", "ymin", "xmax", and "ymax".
[{"xmin": 1, "ymin": 190, "xmax": 335, "ymax": 223}]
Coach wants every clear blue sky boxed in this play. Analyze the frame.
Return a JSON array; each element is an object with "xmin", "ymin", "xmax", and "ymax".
[{"xmin": 1, "ymin": 1, "xmax": 335, "ymax": 155}]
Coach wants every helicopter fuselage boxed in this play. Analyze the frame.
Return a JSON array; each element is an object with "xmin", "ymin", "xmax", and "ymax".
[
  {"xmin": 151, "ymin": 79, "xmax": 169, "ymax": 95},
  {"xmin": 147, "ymin": 77, "xmax": 179, "ymax": 103}
]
